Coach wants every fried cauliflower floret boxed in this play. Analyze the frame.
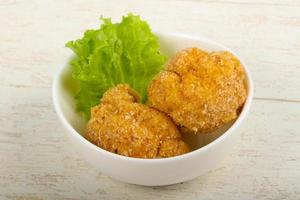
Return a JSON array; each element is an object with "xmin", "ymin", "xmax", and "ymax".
[
  {"xmin": 148, "ymin": 48, "xmax": 247, "ymax": 134},
  {"xmin": 86, "ymin": 84, "xmax": 190, "ymax": 158}
]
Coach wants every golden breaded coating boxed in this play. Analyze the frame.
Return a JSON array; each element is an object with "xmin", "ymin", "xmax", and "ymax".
[
  {"xmin": 86, "ymin": 84, "xmax": 190, "ymax": 158},
  {"xmin": 148, "ymin": 48, "xmax": 247, "ymax": 134}
]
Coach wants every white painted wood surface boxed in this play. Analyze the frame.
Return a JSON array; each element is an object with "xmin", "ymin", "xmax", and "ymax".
[{"xmin": 0, "ymin": 0, "xmax": 299, "ymax": 199}]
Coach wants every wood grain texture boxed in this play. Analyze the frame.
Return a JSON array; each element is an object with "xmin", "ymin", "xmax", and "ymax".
[{"xmin": 0, "ymin": 0, "xmax": 299, "ymax": 199}]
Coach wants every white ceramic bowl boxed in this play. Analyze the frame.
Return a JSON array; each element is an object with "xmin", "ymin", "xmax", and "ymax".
[{"xmin": 52, "ymin": 32, "xmax": 253, "ymax": 186}]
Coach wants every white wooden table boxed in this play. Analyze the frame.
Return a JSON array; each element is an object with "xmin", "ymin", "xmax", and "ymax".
[{"xmin": 1, "ymin": 0, "xmax": 299, "ymax": 199}]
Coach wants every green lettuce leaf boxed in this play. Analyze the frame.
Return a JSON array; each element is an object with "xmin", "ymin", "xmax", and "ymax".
[{"xmin": 66, "ymin": 14, "xmax": 166, "ymax": 119}]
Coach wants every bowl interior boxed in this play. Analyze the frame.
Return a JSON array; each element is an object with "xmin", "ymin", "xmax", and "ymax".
[{"xmin": 56, "ymin": 32, "xmax": 249, "ymax": 151}]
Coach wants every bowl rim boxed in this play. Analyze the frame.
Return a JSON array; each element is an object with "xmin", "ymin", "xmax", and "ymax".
[{"xmin": 52, "ymin": 31, "xmax": 254, "ymax": 163}]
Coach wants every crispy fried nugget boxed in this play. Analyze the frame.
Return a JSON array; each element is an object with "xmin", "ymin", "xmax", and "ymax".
[
  {"xmin": 148, "ymin": 48, "xmax": 247, "ymax": 133},
  {"xmin": 86, "ymin": 84, "xmax": 190, "ymax": 158}
]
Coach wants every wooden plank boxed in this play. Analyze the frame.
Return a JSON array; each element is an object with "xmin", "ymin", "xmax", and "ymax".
[
  {"xmin": 0, "ymin": 99, "xmax": 299, "ymax": 199},
  {"xmin": 1, "ymin": 0, "xmax": 300, "ymax": 100},
  {"xmin": 183, "ymin": 0, "xmax": 300, "ymax": 7}
]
